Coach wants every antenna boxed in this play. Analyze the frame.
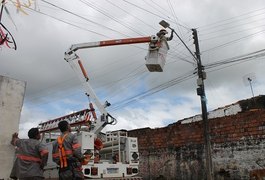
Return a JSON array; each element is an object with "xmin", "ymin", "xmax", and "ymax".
[
  {"xmin": 247, "ymin": 77, "xmax": 254, "ymax": 98},
  {"xmin": 243, "ymin": 73, "xmax": 256, "ymax": 98}
]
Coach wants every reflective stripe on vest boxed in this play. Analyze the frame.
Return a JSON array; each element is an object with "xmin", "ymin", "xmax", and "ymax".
[
  {"xmin": 40, "ymin": 149, "xmax": 49, "ymax": 156},
  {"xmin": 52, "ymin": 150, "xmax": 73, "ymax": 158},
  {"xmin": 57, "ymin": 133, "xmax": 69, "ymax": 168},
  {"xmin": 72, "ymin": 143, "xmax": 81, "ymax": 149},
  {"xmin": 17, "ymin": 154, "xmax": 41, "ymax": 162}
]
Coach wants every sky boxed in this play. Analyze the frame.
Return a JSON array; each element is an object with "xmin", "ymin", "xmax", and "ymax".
[{"xmin": 1, "ymin": 0, "xmax": 265, "ymax": 138}]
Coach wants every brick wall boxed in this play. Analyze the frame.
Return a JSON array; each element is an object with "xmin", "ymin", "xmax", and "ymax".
[{"xmin": 128, "ymin": 98, "xmax": 265, "ymax": 180}]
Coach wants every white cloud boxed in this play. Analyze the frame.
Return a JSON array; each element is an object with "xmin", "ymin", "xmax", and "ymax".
[{"xmin": 1, "ymin": 0, "xmax": 265, "ymax": 136}]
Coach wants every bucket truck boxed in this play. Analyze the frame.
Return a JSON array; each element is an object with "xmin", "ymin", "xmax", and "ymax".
[{"xmin": 40, "ymin": 29, "xmax": 172, "ymax": 179}]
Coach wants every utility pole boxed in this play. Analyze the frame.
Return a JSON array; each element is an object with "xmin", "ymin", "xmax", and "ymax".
[
  {"xmin": 192, "ymin": 29, "xmax": 213, "ymax": 180},
  {"xmin": 159, "ymin": 20, "xmax": 213, "ymax": 179}
]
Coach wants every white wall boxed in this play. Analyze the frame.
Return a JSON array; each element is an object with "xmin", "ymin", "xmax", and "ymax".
[{"xmin": 0, "ymin": 75, "xmax": 26, "ymax": 179}]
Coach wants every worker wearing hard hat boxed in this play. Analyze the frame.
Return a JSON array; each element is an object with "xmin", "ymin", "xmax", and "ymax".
[
  {"xmin": 10, "ymin": 128, "xmax": 49, "ymax": 180},
  {"xmin": 149, "ymin": 29, "xmax": 173, "ymax": 51},
  {"xmin": 52, "ymin": 120, "xmax": 84, "ymax": 180},
  {"xmin": 156, "ymin": 29, "xmax": 174, "ymax": 41}
]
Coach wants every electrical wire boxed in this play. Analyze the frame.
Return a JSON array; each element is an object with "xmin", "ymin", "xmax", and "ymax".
[
  {"xmin": 104, "ymin": 68, "xmax": 148, "ymax": 100},
  {"xmin": 199, "ymin": 7, "xmax": 265, "ymax": 30},
  {"xmin": 110, "ymin": 70, "xmax": 196, "ymax": 111},
  {"xmin": 200, "ymin": 16, "xmax": 265, "ymax": 37},
  {"xmin": 40, "ymin": 0, "xmax": 132, "ymax": 37},
  {"xmin": 80, "ymin": 0, "xmax": 146, "ymax": 36},
  {"xmin": 26, "ymin": 46, "xmax": 265, "ymax": 110},
  {"xmin": 204, "ymin": 48, "xmax": 265, "ymax": 69},
  {"xmin": 37, "ymin": 10, "xmax": 109, "ymax": 37},
  {"xmin": 105, "ymin": 0, "xmax": 156, "ymax": 32},
  {"xmin": 34, "ymin": 0, "xmax": 196, "ymax": 70},
  {"xmin": 10, "ymin": 0, "xmax": 264, "ymax": 112},
  {"xmin": 167, "ymin": 0, "xmax": 184, "ymax": 38},
  {"xmin": 123, "ymin": 0, "xmax": 190, "ymax": 30},
  {"xmin": 202, "ymin": 29, "xmax": 265, "ymax": 53},
  {"xmin": 201, "ymin": 24, "xmax": 265, "ymax": 41},
  {"xmin": 144, "ymin": 0, "xmax": 172, "ymax": 20},
  {"xmin": 110, "ymin": 49, "xmax": 265, "ymax": 111}
]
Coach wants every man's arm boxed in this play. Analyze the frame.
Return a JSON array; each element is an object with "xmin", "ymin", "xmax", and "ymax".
[
  {"xmin": 39, "ymin": 143, "xmax": 49, "ymax": 169},
  {"xmin": 11, "ymin": 133, "xmax": 19, "ymax": 146},
  {"xmin": 167, "ymin": 29, "xmax": 174, "ymax": 41},
  {"xmin": 72, "ymin": 134, "xmax": 84, "ymax": 161},
  {"xmin": 52, "ymin": 141, "xmax": 60, "ymax": 165}
]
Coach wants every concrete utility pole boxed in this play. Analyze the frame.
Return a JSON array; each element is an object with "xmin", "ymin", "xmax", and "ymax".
[
  {"xmin": 159, "ymin": 20, "xmax": 213, "ymax": 179},
  {"xmin": 192, "ymin": 29, "xmax": 213, "ymax": 180},
  {"xmin": 0, "ymin": 75, "xmax": 26, "ymax": 179}
]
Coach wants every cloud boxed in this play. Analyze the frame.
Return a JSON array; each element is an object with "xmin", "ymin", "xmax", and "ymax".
[{"xmin": 1, "ymin": 0, "xmax": 265, "ymax": 136}]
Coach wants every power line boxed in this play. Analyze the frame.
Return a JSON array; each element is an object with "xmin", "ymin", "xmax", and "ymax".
[
  {"xmin": 144, "ymin": 0, "xmax": 172, "ymax": 20},
  {"xmin": 104, "ymin": 48, "xmax": 265, "ymax": 111},
  {"xmin": 26, "ymin": 47, "xmax": 265, "ymax": 110},
  {"xmin": 204, "ymin": 48, "xmax": 265, "ymax": 69},
  {"xmin": 123, "ymin": 0, "xmax": 190, "ymax": 30},
  {"xmin": 40, "ymin": 0, "xmax": 131, "ymax": 37},
  {"xmin": 12, "ymin": 1, "xmax": 264, "ymax": 111},
  {"xmin": 202, "ymin": 29, "xmax": 265, "ymax": 53},
  {"xmin": 200, "ymin": 16, "xmax": 265, "ymax": 37},
  {"xmin": 105, "ymin": 0, "xmax": 156, "ymax": 32},
  {"xmin": 199, "ymin": 7, "xmax": 265, "ymax": 30},
  {"xmin": 167, "ymin": 0, "xmax": 185, "ymax": 38},
  {"xmin": 80, "ymin": 0, "xmax": 145, "ymax": 36},
  {"xmin": 26, "ymin": 6, "xmax": 110, "ymax": 37},
  {"xmin": 110, "ymin": 71, "xmax": 196, "ymax": 111},
  {"xmin": 201, "ymin": 24, "xmax": 265, "ymax": 41}
]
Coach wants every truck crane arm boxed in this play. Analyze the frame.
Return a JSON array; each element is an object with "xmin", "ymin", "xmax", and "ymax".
[
  {"xmin": 64, "ymin": 32, "xmax": 171, "ymax": 134},
  {"xmin": 65, "ymin": 36, "xmax": 157, "ymax": 58},
  {"xmin": 40, "ymin": 28, "xmax": 173, "ymax": 180}
]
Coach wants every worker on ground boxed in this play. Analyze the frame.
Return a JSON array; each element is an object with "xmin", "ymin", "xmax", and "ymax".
[
  {"xmin": 52, "ymin": 120, "xmax": 84, "ymax": 180},
  {"xmin": 10, "ymin": 128, "xmax": 49, "ymax": 180}
]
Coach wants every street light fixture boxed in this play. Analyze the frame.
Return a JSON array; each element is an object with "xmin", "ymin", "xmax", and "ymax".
[{"xmin": 159, "ymin": 20, "xmax": 171, "ymax": 29}]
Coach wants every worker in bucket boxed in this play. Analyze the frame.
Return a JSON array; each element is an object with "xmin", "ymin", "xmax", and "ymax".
[
  {"xmin": 156, "ymin": 29, "xmax": 174, "ymax": 41},
  {"xmin": 149, "ymin": 29, "xmax": 173, "ymax": 50},
  {"xmin": 10, "ymin": 128, "xmax": 49, "ymax": 180},
  {"xmin": 52, "ymin": 120, "xmax": 84, "ymax": 180}
]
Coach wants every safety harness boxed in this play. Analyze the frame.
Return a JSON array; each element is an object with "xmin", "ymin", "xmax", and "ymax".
[{"xmin": 57, "ymin": 133, "xmax": 68, "ymax": 168}]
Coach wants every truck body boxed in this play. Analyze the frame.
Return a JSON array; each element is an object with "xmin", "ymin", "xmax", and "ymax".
[
  {"xmin": 42, "ymin": 130, "xmax": 140, "ymax": 179},
  {"xmin": 37, "ymin": 107, "xmax": 140, "ymax": 179}
]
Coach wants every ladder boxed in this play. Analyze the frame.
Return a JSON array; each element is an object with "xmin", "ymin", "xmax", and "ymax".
[{"xmin": 38, "ymin": 108, "xmax": 92, "ymax": 133}]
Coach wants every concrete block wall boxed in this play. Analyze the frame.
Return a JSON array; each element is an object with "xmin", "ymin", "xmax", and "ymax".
[
  {"xmin": 129, "ymin": 106, "xmax": 265, "ymax": 179},
  {"xmin": 0, "ymin": 75, "xmax": 26, "ymax": 180}
]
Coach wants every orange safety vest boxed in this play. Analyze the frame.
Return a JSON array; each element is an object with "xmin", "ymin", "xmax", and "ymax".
[{"xmin": 57, "ymin": 133, "xmax": 69, "ymax": 168}]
